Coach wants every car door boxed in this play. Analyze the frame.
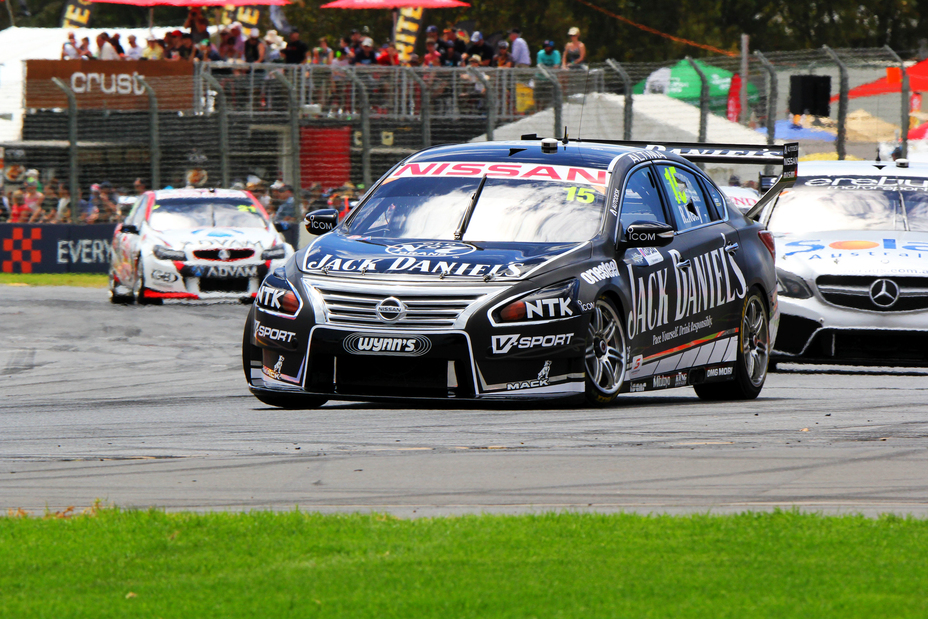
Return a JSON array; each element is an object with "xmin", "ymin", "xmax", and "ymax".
[
  {"xmin": 112, "ymin": 193, "xmax": 148, "ymax": 286},
  {"xmin": 652, "ymin": 162, "xmax": 745, "ymax": 372}
]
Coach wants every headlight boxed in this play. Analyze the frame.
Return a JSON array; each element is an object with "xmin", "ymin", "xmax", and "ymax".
[
  {"xmin": 256, "ymin": 278, "xmax": 302, "ymax": 315},
  {"xmin": 153, "ymin": 245, "xmax": 187, "ymax": 261},
  {"xmin": 776, "ymin": 268, "xmax": 813, "ymax": 299},
  {"xmin": 493, "ymin": 280, "xmax": 579, "ymax": 323},
  {"xmin": 261, "ymin": 245, "xmax": 287, "ymax": 260}
]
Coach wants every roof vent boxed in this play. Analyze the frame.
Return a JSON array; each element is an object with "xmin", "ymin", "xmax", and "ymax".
[
  {"xmin": 896, "ymin": 158, "xmax": 910, "ymax": 168},
  {"xmin": 541, "ymin": 137, "xmax": 559, "ymax": 153}
]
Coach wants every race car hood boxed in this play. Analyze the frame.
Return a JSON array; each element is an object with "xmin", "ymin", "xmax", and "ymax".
[
  {"xmin": 300, "ymin": 233, "xmax": 589, "ymax": 280},
  {"xmin": 143, "ymin": 227, "xmax": 281, "ymax": 251},
  {"xmin": 775, "ymin": 229, "xmax": 928, "ymax": 278}
]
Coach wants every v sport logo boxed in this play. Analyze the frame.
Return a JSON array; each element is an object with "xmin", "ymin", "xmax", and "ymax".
[{"xmin": 491, "ymin": 333, "xmax": 575, "ymax": 354}]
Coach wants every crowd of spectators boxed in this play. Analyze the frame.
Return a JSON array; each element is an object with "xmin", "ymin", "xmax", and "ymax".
[
  {"xmin": 60, "ymin": 11, "xmax": 588, "ymax": 70},
  {"xmin": 0, "ymin": 171, "xmax": 133, "ymax": 224}
]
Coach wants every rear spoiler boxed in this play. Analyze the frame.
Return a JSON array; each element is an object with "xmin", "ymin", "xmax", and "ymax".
[{"xmin": 524, "ymin": 136, "xmax": 798, "ymax": 221}]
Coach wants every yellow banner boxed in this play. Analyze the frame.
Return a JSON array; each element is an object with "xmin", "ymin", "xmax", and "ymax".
[
  {"xmin": 219, "ymin": 4, "xmax": 264, "ymax": 29},
  {"xmin": 394, "ymin": 7, "xmax": 423, "ymax": 62},
  {"xmin": 61, "ymin": 0, "xmax": 95, "ymax": 28}
]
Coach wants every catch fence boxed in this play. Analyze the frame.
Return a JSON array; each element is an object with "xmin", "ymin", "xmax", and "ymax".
[{"xmin": 3, "ymin": 46, "xmax": 917, "ymax": 225}]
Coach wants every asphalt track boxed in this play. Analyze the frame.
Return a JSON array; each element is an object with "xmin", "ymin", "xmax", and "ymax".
[{"xmin": 2, "ymin": 285, "xmax": 927, "ymax": 517}]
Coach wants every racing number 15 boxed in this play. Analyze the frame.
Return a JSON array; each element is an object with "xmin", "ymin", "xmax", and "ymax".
[{"xmin": 565, "ymin": 187, "xmax": 595, "ymax": 203}]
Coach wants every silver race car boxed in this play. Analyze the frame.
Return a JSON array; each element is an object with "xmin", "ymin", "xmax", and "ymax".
[{"xmin": 751, "ymin": 159, "xmax": 928, "ymax": 366}]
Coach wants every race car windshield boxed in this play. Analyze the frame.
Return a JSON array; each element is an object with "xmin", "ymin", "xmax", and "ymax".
[
  {"xmin": 767, "ymin": 185, "xmax": 928, "ymax": 233},
  {"xmin": 346, "ymin": 176, "xmax": 604, "ymax": 242},
  {"xmin": 148, "ymin": 199, "xmax": 267, "ymax": 231}
]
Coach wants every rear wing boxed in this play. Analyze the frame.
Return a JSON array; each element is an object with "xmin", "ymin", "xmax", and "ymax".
[{"xmin": 525, "ymin": 137, "xmax": 798, "ymax": 221}]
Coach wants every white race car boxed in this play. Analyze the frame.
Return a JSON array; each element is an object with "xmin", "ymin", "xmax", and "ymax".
[
  {"xmin": 753, "ymin": 160, "xmax": 928, "ymax": 366},
  {"xmin": 721, "ymin": 185, "xmax": 761, "ymax": 214},
  {"xmin": 109, "ymin": 188, "xmax": 293, "ymax": 303}
]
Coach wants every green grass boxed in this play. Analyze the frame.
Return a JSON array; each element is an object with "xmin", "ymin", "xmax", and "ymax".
[
  {"xmin": 2, "ymin": 509, "xmax": 927, "ymax": 618},
  {"xmin": 0, "ymin": 273, "xmax": 108, "ymax": 288}
]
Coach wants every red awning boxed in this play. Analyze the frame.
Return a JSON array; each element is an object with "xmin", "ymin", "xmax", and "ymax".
[
  {"xmin": 321, "ymin": 0, "xmax": 468, "ymax": 8},
  {"xmin": 92, "ymin": 0, "xmax": 287, "ymax": 6},
  {"xmin": 832, "ymin": 59, "xmax": 928, "ymax": 102}
]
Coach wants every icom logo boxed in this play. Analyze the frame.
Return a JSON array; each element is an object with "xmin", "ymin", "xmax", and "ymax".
[
  {"xmin": 385, "ymin": 241, "xmax": 476, "ymax": 257},
  {"xmin": 375, "ymin": 297, "xmax": 407, "ymax": 322},
  {"xmin": 869, "ymin": 278, "xmax": 900, "ymax": 308}
]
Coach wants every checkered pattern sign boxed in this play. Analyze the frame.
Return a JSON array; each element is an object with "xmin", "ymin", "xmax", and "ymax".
[{"xmin": 2, "ymin": 227, "xmax": 43, "ymax": 273}]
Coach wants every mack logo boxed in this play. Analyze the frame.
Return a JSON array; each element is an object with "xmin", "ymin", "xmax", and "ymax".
[
  {"xmin": 492, "ymin": 333, "xmax": 574, "ymax": 354},
  {"xmin": 255, "ymin": 322, "xmax": 297, "ymax": 345},
  {"xmin": 385, "ymin": 241, "xmax": 476, "ymax": 257},
  {"xmin": 376, "ymin": 297, "xmax": 407, "ymax": 322},
  {"xmin": 580, "ymin": 260, "xmax": 619, "ymax": 285},
  {"xmin": 343, "ymin": 333, "xmax": 431, "ymax": 356},
  {"xmin": 506, "ymin": 360, "xmax": 552, "ymax": 390},
  {"xmin": 525, "ymin": 297, "xmax": 573, "ymax": 319},
  {"xmin": 257, "ymin": 285, "xmax": 285, "ymax": 309},
  {"xmin": 205, "ymin": 265, "xmax": 257, "ymax": 278}
]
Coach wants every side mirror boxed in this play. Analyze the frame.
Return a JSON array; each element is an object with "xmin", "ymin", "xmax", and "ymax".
[
  {"xmin": 622, "ymin": 221, "xmax": 675, "ymax": 248},
  {"xmin": 121, "ymin": 223, "xmax": 139, "ymax": 235},
  {"xmin": 304, "ymin": 209, "xmax": 339, "ymax": 234}
]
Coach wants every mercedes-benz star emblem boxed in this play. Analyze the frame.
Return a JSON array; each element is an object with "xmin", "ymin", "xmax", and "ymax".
[
  {"xmin": 375, "ymin": 296, "xmax": 407, "ymax": 322},
  {"xmin": 218, "ymin": 249, "xmax": 231, "ymax": 261},
  {"xmin": 869, "ymin": 278, "xmax": 900, "ymax": 308}
]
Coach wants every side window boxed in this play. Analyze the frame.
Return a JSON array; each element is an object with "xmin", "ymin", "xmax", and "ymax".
[
  {"xmin": 130, "ymin": 195, "xmax": 149, "ymax": 226},
  {"xmin": 655, "ymin": 164, "xmax": 714, "ymax": 230},
  {"xmin": 701, "ymin": 179, "xmax": 727, "ymax": 220},
  {"xmin": 619, "ymin": 167, "xmax": 667, "ymax": 233}
]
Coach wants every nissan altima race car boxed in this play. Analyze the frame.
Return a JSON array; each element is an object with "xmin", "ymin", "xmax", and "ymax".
[
  {"xmin": 110, "ymin": 188, "xmax": 293, "ymax": 304},
  {"xmin": 244, "ymin": 138, "xmax": 797, "ymax": 407},
  {"xmin": 749, "ymin": 159, "xmax": 928, "ymax": 366}
]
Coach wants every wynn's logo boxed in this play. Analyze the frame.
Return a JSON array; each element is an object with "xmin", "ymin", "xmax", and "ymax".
[{"xmin": 343, "ymin": 333, "xmax": 431, "ymax": 356}]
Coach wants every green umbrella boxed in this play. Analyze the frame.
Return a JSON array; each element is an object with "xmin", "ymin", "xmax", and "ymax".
[{"xmin": 633, "ymin": 58, "xmax": 757, "ymax": 104}]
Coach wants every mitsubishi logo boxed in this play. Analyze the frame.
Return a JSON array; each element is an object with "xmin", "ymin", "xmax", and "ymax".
[
  {"xmin": 375, "ymin": 296, "xmax": 407, "ymax": 322},
  {"xmin": 869, "ymin": 278, "xmax": 900, "ymax": 308}
]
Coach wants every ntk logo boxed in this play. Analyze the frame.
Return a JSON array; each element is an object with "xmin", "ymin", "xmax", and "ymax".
[
  {"xmin": 525, "ymin": 297, "xmax": 573, "ymax": 319},
  {"xmin": 257, "ymin": 285, "xmax": 285, "ymax": 309}
]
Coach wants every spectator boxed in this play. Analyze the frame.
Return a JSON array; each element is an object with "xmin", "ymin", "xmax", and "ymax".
[
  {"xmin": 133, "ymin": 178, "xmax": 147, "ymax": 195},
  {"xmin": 78, "ymin": 188, "xmax": 99, "ymax": 224},
  {"xmin": 61, "ymin": 32, "xmax": 81, "ymax": 60},
  {"xmin": 283, "ymin": 30, "xmax": 310, "ymax": 64},
  {"xmin": 455, "ymin": 29, "xmax": 470, "ymax": 55},
  {"xmin": 175, "ymin": 33, "xmax": 196, "ymax": 61},
  {"xmin": 244, "ymin": 28, "xmax": 266, "ymax": 63},
  {"xmin": 562, "ymin": 27, "xmax": 586, "ymax": 69},
  {"xmin": 463, "ymin": 31, "xmax": 492, "ymax": 66},
  {"xmin": 312, "ymin": 37, "xmax": 333, "ymax": 65},
  {"xmin": 376, "ymin": 42, "xmax": 399, "ymax": 66},
  {"xmin": 78, "ymin": 37, "xmax": 93, "ymax": 59},
  {"xmin": 9, "ymin": 191, "xmax": 31, "ymax": 223},
  {"xmin": 460, "ymin": 55, "xmax": 487, "ymax": 110},
  {"xmin": 125, "ymin": 34, "xmax": 144, "ymax": 60},
  {"xmin": 218, "ymin": 33, "xmax": 237, "ymax": 61},
  {"xmin": 142, "ymin": 36, "xmax": 164, "ymax": 60},
  {"xmin": 423, "ymin": 25, "xmax": 440, "ymax": 51},
  {"xmin": 492, "ymin": 40, "xmax": 514, "ymax": 68},
  {"xmin": 422, "ymin": 39, "xmax": 443, "ymax": 67},
  {"xmin": 274, "ymin": 184, "xmax": 298, "ymax": 223},
  {"xmin": 1, "ymin": 192, "xmax": 10, "ymax": 223},
  {"xmin": 54, "ymin": 186, "xmax": 71, "ymax": 223},
  {"xmin": 96, "ymin": 33, "xmax": 120, "ymax": 60},
  {"xmin": 162, "ymin": 30, "xmax": 181, "ymax": 59},
  {"xmin": 195, "ymin": 38, "xmax": 222, "ymax": 62},
  {"xmin": 185, "ymin": 7, "xmax": 209, "ymax": 44},
  {"xmin": 351, "ymin": 37, "xmax": 377, "ymax": 65},
  {"xmin": 536, "ymin": 39, "xmax": 560, "ymax": 67},
  {"xmin": 349, "ymin": 29, "xmax": 363, "ymax": 56},
  {"xmin": 264, "ymin": 31, "xmax": 285, "ymax": 62},
  {"xmin": 23, "ymin": 180, "xmax": 45, "ymax": 223},
  {"xmin": 229, "ymin": 23, "xmax": 246, "ymax": 59},
  {"xmin": 508, "ymin": 28, "xmax": 530, "ymax": 67},
  {"xmin": 404, "ymin": 53, "xmax": 420, "ymax": 67},
  {"xmin": 335, "ymin": 36, "xmax": 353, "ymax": 64},
  {"xmin": 441, "ymin": 28, "xmax": 466, "ymax": 55},
  {"xmin": 110, "ymin": 33, "xmax": 126, "ymax": 57}
]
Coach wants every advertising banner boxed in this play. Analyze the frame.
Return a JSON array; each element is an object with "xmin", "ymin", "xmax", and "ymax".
[
  {"xmin": 394, "ymin": 7, "xmax": 423, "ymax": 62},
  {"xmin": 60, "ymin": 0, "xmax": 96, "ymax": 29},
  {"xmin": 1, "ymin": 224, "xmax": 117, "ymax": 274},
  {"xmin": 25, "ymin": 60, "xmax": 195, "ymax": 112},
  {"xmin": 219, "ymin": 5, "xmax": 264, "ymax": 32}
]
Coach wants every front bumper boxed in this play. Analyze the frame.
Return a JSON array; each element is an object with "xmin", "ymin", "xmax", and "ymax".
[{"xmin": 145, "ymin": 256, "xmax": 279, "ymax": 300}]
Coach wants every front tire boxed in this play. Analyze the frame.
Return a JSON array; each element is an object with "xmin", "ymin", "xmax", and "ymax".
[
  {"xmin": 694, "ymin": 288, "xmax": 769, "ymax": 400},
  {"xmin": 109, "ymin": 271, "xmax": 134, "ymax": 304},
  {"xmin": 584, "ymin": 296, "xmax": 628, "ymax": 406},
  {"xmin": 133, "ymin": 261, "xmax": 161, "ymax": 305}
]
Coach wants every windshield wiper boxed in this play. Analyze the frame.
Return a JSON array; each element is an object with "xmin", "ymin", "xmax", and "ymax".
[{"xmin": 454, "ymin": 175, "xmax": 488, "ymax": 241}]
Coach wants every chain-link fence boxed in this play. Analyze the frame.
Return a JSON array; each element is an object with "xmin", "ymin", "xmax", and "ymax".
[{"xmin": 2, "ymin": 47, "xmax": 917, "ymax": 227}]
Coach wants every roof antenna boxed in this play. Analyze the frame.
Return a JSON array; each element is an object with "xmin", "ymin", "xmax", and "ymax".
[
  {"xmin": 875, "ymin": 146, "xmax": 881, "ymax": 162},
  {"xmin": 562, "ymin": 126, "xmax": 569, "ymax": 145}
]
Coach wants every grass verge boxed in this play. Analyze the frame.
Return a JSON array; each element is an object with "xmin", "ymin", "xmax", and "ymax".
[
  {"xmin": 2, "ymin": 508, "xmax": 927, "ymax": 618},
  {"xmin": 0, "ymin": 273, "xmax": 108, "ymax": 288}
]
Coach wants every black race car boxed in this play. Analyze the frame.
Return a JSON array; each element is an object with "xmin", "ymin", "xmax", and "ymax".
[{"xmin": 243, "ymin": 138, "xmax": 796, "ymax": 407}]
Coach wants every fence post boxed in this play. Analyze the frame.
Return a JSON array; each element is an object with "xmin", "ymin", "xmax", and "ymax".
[
  {"xmin": 467, "ymin": 67, "xmax": 495, "ymax": 141},
  {"xmin": 135, "ymin": 76, "xmax": 161, "ymax": 190},
  {"xmin": 686, "ymin": 57, "xmax": 709, "ymax": 143},
  {"xmin": 345, "ymin": 69, "xmax": 371, "ymax": 187},
  {"xmin": 885, "ymin": 46, "xmax": 909, "ymax": 158},
  {"xmin": 753, "ymin": 51, "xmax": 778, "ymax": 149},
  {"xmin": 272, "ymin": 71, "xmax": 303, "ymax": 204},
  {"xmin": 202, "ymin": 72, "xmax": 230, "ymax": 188},
  {"xmin": 51, "ymin": 77, "xmax": 79, "ymax": 224},
  {"xmin": 404, "ymin": 67, "xmax": 431, "ymax": 148},
  {"xmin": 822, "ymin": 46, "xmax": 848, "ymax": 160},
  {"xmin": 605, "ymin": 59, "xmax": 633, "ymax": 140},
  {"xmin": 537, "ymin": 65, "xmax": 563, "ymax": 139}
]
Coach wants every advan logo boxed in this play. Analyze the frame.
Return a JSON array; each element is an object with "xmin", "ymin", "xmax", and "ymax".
[{"xmin": 343, "ymin": 333, "xmax": 432, "ymax": 356}]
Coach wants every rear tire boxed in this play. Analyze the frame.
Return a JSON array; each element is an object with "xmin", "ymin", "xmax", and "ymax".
[
  {"xmin": 584, "ymin": 296, "xmax": 628, "ymax": 406},
  {"xmin": 694, "ymin": 288, "xmax": 769, "ymax": 401},
  {"xmin": 242, "ymin": 307, "xmax": 327, "ymax": 410},
  {"xmin": 109, "ymin": 272, "xmax": 134, "ymax": 304}
]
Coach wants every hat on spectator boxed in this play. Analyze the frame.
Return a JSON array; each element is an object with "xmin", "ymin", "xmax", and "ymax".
[
  {"xmin": 457, "ymin": 30, "xmax": 469, "ymax": 42},
  {"xmin": 471, "ymin": 31, "xmax": 483, "ymax": 42},
  {"xmin": 264, "ymin": 30, "xmax": 284, "ymax": 47},
  {"xmin": 231, "ymin": 180, "xmax": 246, "ymax": 190},
  {"xmin": 361, "ymin": 37, "xmax": 373, "ymax": 47},
  {"xmin": 270, "ymin": 180, "xmax": 286, "ymax": 190},
  {"xmin": 425, "ymin": 25, "xmax": 438, "ymax": 34},
  {"xmin": 543, "ymin": 40, "xmax": 555, "ymax": 48},
  {"xmin": 90, "ymin": 183, "xmax": 101, "ymax": 192},
  {"xmin": 568, "ymin": 27, "xmax": 580, "ymax": 36},
  {"xmin": 171, "ymin": 29, "xmax": 182, "ymax": 37},
  {"xmin": 249, "ymin": 28, "xmax": 260, "ymax": 38},
  {"xmin": 469, "ymin": 55, "xmax": 481, "ymax": 63},
  {"xmin": 100, "ymin": 180, "xmax": 112, "ymax": 189},
  {"xmin": 508, "ymin": 27, "xmax": 521, "ymax": 35},
  {"xmin": 443, "ymin": 28, "xmax": 453, "ymax": 35},
  {"xmin": 497, "ymin": 40, "xmax": 509, "ymax": 49},
  {"xmin": 200, "ymin": 38, "xmax": 210, "ymax": 46},
  {"xmin": 231, "ymin": 22, "xmax": 243, "ymax": 30}
]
